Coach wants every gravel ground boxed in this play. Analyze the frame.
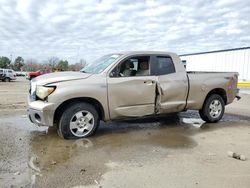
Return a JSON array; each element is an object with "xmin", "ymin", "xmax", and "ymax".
[{"xmin": 0, "ymin": 77, "xmax": 250, "ymax": 188}]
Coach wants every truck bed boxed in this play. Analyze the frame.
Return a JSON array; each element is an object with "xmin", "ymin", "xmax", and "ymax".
[{"xmin": 186, "ymin": 71, "xmax": 238, "ymax": 110}]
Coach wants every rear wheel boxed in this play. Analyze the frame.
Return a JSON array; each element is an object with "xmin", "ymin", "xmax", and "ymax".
[
  {"xmin": 4, "ymin": 77, "xmax": 10, "ymax": 82},
  {"xmin": 58, "ymin": 102, "xmax": 100, "ymax": 139},
  {"xmin": 199, "ymin": 94, "xmax": 225, "ymax": 123}
]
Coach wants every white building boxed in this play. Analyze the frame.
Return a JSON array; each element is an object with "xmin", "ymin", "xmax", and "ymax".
[{"xmin": 179, "ymin": 47, "xmax": 250, "ymax": 82}]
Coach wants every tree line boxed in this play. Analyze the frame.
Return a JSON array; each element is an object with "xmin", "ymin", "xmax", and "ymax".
[{"xmin": 0, "ymin": 56, "xmax": 86, "ymax": 72}]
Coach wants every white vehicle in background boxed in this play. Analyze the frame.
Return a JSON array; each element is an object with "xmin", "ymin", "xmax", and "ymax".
[
  {"xmin": 15, "ymin": 71, "xmax": 27, "ymax": 77},
  {"xmin": 0, "ymin": 68, "xmax": 16, "ymax": 82}
]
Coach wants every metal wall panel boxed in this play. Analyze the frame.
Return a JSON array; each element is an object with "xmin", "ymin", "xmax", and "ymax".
[{"xmin": 180, "ymin": 48, "xmax": 250, "ymax": 81}]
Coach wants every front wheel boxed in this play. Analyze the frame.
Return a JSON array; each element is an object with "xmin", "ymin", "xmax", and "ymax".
[
  {"xmin": 199, "ymin": 94, "xmax": 225, "ymax": 123},
  {"xmin": 58, "ymin": 102, "xmax": 100, "ymax": 139}
]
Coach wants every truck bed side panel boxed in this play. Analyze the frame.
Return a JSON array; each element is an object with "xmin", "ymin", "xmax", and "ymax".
[{"xmin": 186, "ymin": 72, "xmax": 238, "ymax": 110}]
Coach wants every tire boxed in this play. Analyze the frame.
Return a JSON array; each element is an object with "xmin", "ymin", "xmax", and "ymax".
[
  {"xmin": 199, "ymin": 94, "xmax": 225, "ymax": 123},
  {"xmin": 58, "ymin": 102, "xmax": 100, "ymax": 139},
  {"xmin": 4, "ymin": 77, "xmax": 10, "ymax": 82},
  {"xmin": 29, "ymin": 76, "xmax": 35, "ymax": 80}
]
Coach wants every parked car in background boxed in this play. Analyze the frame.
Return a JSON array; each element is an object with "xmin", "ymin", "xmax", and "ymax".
[
  {"xmin": 27, "ymin": 69, "xmax": 51, "ymax": 80},
  {"xmin": 27, "ymin": 70, "xmax": 43, "ymax": 80},
  {"xmin": 0, "ymin": 68, "xmax": 16, "ymax": 82},
  {"xmin": 15, "ymin": 71, "xmax": 27, "ymax": 77}
]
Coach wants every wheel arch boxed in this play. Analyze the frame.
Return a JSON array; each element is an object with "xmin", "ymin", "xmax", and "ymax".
[
  {"xmin": 203, "ymin": 88, "xmax": 227, "ymax": 107},
  {"xmin": 53, "ymin": 97, "xmax": 105, "ymax": 126}
]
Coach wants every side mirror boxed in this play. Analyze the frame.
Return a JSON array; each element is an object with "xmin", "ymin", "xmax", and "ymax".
[{"xmin": 110, "ymin": 67, "xmax": 119, "ymax": 77}]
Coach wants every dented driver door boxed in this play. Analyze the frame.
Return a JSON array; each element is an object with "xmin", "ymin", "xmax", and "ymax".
[{"xmin": 107, "ymin": 76, "xmax": 157, "ymax": 120}]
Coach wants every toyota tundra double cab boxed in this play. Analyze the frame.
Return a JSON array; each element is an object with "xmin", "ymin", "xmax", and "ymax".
[{"xmin": 27, "ymin": 51, "xmax": 240, "ymax": 139}]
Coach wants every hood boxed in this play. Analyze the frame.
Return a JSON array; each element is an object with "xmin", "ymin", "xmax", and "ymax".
[{"xmin": 34, "ymin": 71, "xmax": 92, "ymax": 85}]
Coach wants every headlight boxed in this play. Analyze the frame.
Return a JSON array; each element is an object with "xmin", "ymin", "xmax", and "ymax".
[{"xmin": 36, "ymin": 86, "xmax": 55, "ymax": 100}]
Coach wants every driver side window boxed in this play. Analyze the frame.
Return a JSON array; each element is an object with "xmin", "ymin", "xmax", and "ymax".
[{"xmin": 111, "ymin": 56, "xmax": 150, "ymax": 77}]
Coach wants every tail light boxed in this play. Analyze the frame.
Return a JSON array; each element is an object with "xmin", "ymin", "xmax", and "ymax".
[{"xmin": 228, "ymin": 75, "xmax": 237, "ymax": 90}]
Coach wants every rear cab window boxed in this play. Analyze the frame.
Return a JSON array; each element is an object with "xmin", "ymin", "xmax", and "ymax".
[{"xmin": 151, "ymin": 55, "xmax": 176, "ymax": 75}]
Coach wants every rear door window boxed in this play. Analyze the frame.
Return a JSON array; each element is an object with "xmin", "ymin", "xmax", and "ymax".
[{"xmin": 151, "ymin": 56, "xmax": 176, "ymax": 75}]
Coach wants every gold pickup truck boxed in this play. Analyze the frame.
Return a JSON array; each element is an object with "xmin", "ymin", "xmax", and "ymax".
[{"xmin": 28, "ymin": 51, "xmax": 240, "ymax": 139}]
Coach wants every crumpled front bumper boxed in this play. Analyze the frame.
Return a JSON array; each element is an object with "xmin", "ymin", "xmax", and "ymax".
[{"xmin": 27, "ymin": 98, "xmax": 55, "ymax": 127}]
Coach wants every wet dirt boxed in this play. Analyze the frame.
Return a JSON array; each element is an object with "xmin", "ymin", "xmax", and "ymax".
[
  {"xmin": 1, "ymin": 110, "xmax": 250, "ymax": 188},
  {"xmin": 1, "ymin": 78, "xmax": 250, "ymax": 187}
]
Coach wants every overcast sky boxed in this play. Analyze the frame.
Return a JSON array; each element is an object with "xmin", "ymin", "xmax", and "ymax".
[{"xmin": 0, "ymin": 0, "xmax": 249, "ymax": 63}]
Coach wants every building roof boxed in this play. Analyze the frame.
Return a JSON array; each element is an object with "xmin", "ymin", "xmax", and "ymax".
[{"xmin": 179, "ymin": 46, "xmax": 250, "ymax": 57}]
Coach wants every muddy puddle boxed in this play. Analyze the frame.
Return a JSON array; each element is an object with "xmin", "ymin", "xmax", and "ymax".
[{"xmin": 0, "ymin": 111, "xmax": 249, "ymax": 187}]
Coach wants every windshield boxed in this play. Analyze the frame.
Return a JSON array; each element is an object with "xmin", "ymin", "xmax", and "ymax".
[{"xmin": 80, "ymin": 54, "xmax": 121, "ymax": 74}]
